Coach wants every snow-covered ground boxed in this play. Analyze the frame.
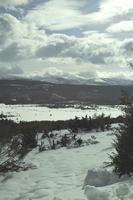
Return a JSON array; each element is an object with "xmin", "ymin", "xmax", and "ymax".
[
  {"xmin": 0, "ymin": 104, "xmax": 132, "ymax": 200},
  {"xmin": 0, "ymin": 104, "xmax": 122, "ymax": 122},
  {"xmin": 0, "ymin": 129, "xmax": 133, "ymax": 200}
]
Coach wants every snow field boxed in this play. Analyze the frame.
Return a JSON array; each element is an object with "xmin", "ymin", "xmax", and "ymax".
[{"xmin": 0, "ymin": 104, "xmax": 122, "ymax": 122}]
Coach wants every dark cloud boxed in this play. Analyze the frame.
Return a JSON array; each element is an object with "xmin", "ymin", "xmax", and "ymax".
[
  {"xmin": 0, "ymin": 66, "xmax": 23, "ymax": 78},
  {"xmin": 36, "ymin": 44, "xmax": 65, "ymax": 58},
  {"xmin": 0, "ymin": 43, "xmax": 23, "ymax": 62},
  {"xmin": 122, "ymin": 40, "xmax": 133, "ymax": 53}
]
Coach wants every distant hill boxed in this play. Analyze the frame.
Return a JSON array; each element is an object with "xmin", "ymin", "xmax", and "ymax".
[{"xmin": 0, "ymin": 79, "xmax": 133, "ymax": 105}]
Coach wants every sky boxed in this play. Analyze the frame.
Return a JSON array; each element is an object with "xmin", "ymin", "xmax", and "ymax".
[{"xmin": 0, "ymin": 0, "xmax": 133, "ymax": 82}]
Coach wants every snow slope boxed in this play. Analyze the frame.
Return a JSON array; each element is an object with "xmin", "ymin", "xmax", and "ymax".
[
  {"xmin": 0, "ymin": 130, "xmax": 116, "ymax": 200},
  {"xmin": 0, "ymin": 104, "xmax": 122, "ymax": 122},
  {"xmin": 0, "ymin": 129, "xmax": 133, "ymax": 200}
]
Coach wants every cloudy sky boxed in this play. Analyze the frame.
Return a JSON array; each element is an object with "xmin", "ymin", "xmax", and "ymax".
[{"xmin": 0, "ymin": 0, "xmax": 133, "ymax": 82}]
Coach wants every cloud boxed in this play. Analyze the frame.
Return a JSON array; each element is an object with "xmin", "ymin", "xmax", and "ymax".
[
  {"xmin": 121, "ymin": 39, "xmax": 133, "ymax": 58},
  {"xmin": 107, "ymin": 20, "xmax": 133, "ymax": 33},
  {"xmin": 63, "ymin": 34, "xmax": 115, "ymax": 64},
  {"xmin": 0, "ymin": 0, "xmax": 133, "ymax": 83},
  {"xmin": 0, "ymin": 0, "xmax": 29, "ymax": 8},
  {"xmin": 0, "ymin": 12, "xmax": 131, "ymax": 80},
  {"xmin": 0, "ymin": 13, "xmax": 29, "ymax": 48},
  {"xmin": 36, "ymin": 34, "xmax": 76, "ymax": 58},
  {"xmin": 35, "ymin": 32, "xmax": 118, "ymax": 65},
  {"xmin": 0, "ymin": 65, "xmax": 23, "ymax": 78},
  {"xmin": 94, "ymin": 0, "xmax": 133, "ymax": 22},
  {"xmin": 0, "ymin": 42, "xmax": 32, "ymax": 62},
  {"xmin": 25, "ymin": 0, "xmax": 133, "ymax": 31},
  {"xmin": 0, "ymin": 13, "xmax": 48, "ymax": 62},
  {"xmin": 25, "ymin": 0, "xmax": 88, "ymax": 31}
]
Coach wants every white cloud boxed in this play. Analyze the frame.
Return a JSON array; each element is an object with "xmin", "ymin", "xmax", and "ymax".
[
  {"xmin": 97, "ymin": 0, "xmax": 133, "ymax": 20},
  {"xmin": 0, "ymin": 0, "xmax": 29, "ymax": 8},
  {"xmin": 89, "ymin": 0, "xmax": 132, "ymax": 25},
  {"xmin": 107, "ymin": 20, "xmax": 133, "ymax": 33},
  {"xmin": 0, "ymin": 13, "xmax": 48, "ymax": 61},
  {"xmin": 0, "ymin": 13, "xmax": 30, "ymax": 48},
  {"xmin": 25, "ymin": 0, "xmax": 133, "ymax": 31},
  {"xmin": 25, "ymin": 0, "xmax": 89, "ymax": 30}
]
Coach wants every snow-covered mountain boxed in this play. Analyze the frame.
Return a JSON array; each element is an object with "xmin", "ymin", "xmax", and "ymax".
[
  {"xmin": 102, "ymin": 78, "xmax": 133, "ymax": 86},
  {"xmin": 32, "ymin": 75, "xmax": 133, "ymax": 86}
]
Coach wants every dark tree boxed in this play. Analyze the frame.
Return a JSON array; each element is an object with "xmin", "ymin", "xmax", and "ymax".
[{"xmin": 110, "ymin": 98, "xmax": 133, "ymax": 176}]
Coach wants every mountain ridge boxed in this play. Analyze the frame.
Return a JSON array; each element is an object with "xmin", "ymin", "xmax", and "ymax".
[{"xmin": 0, "ymin": 79, "xmax": 133, "ymax": 105}]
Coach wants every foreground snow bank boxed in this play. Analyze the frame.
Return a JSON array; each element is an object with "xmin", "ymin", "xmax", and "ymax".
[
  {"xmin": 84, "ymin": 182, "xmax": 133, "ymax": 200},
  {"xmin": 83, "ymin": 169, "xmax": 129, "ymax": 187},
  {"xmin": 84, "ymin": 169, "xmax": 133, "ymax": 200},
  {"xmin": 84, "ymin": 169, "xmax": 116, "ymax": 187}
]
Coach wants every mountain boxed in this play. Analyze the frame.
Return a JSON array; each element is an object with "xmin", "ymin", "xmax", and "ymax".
[
  {"xmin": 32, "ymin": 75, "xmax": 133, "ymax": 86},
  {"xmin": 102, "ymin": 78, "xmax": 133, "ymax": 86},
  {"xmin": 0, "ymin": 79, "xmax": 133, "ymax": 105}
]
